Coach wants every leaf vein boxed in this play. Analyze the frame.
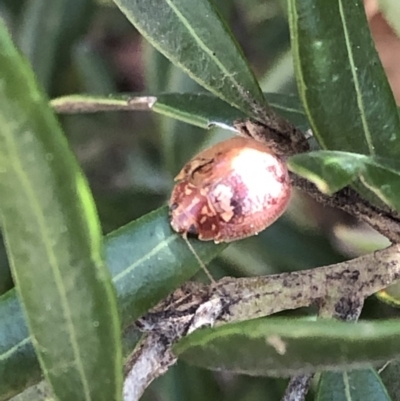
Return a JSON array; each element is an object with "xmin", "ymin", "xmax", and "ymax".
[
  {"xmin": 338, "ymin": 0, "xmax": 375, "ymax": 155},
  {"xmin": 1, "ymin": 128, "xmax": 93, "ymax": 401},
  {"xmin": 288, "ymin": 1, "xmax": 327, "ymax": 149},
  {"xmin": 163, "ymin": 0, "xmax": 249, "ymax": 105},
  {"xmin": 112, "ymin": 235, "xmax": 177, "ymax": 283}
]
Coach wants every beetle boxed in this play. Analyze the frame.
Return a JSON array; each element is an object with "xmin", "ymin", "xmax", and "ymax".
[{"xmin": 169, "ymin": 136, "xmax": 291, "ymax": 243}]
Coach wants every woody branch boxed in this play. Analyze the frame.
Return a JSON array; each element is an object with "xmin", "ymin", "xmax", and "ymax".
[{"xmin": 123, "ymin": 243, "xmax": 400, "ymax": 401}]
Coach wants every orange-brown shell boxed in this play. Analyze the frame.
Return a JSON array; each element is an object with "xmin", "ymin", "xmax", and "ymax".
[{"xmin": 169, "ymin": 137, "xmax": 291, "ymax": 243}]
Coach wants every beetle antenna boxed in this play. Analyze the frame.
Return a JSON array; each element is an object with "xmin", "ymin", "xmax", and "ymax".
[{"xmin": 182, "ymin": 234, "xmax": 216, "ymax": 284}]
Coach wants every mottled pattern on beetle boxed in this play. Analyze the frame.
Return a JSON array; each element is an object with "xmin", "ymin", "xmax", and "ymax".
[
  {"xmin": 209, "ymin": 153, "xmax": 288, "ymax": 217},
  {"xmin": 181, "ymin": 157, "xmax": 214, "ymax": 182},
  {"xmin": 206, "ymin": 170, "xmax": 290, "ymax": 242},
  {"xmin": 228, "ymin": 148, "xmax": 288, "ymax": 209},
  {"xmin": 209, "ymin": 183, "xmax": 235, "ymax": 222},
  {"xmin": 169, "ymin": 180, "xmax": 220, "ymax": 240},
  {"xmin": 169, "ymin": 136, "xmax": 291, "ymax": 243}
]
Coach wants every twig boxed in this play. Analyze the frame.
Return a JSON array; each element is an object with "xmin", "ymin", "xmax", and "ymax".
[
  {"xmin": 291, "ymin": 175, "xmax": 400, "ymax": 244},
  {"xmin": 51, "ymin": 95, "xmax": 400, "ymax": 400},
  {"xmin": 123, "ymin": 283, "xmax": 223, "ymax": 401},
  {"xmin": 281, "ymin": 290, "xmax": 365, "ymax": 401},
  {"xmin": 282, "ymin": 375, "xmax": 313, "ymax": 401},
  {"xmin": 51, "ymin": 95, "xmax": 157, "ymax": 114},
  {"xmin": 123, "ymin": 244, "xmax": 400, "ymax": 401},
  {"xmin": 234, "ymin": 119, "xmax": 309, "ymax": 156}
]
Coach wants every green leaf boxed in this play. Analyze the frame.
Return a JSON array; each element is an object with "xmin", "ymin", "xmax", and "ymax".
[
  {"xmin": 154, "ymin": 92, "xmax": 247, "ymax": 130},
  {"xmin": 155, "ymin": 362, "xmax": 224, "ymax": 401},
  {"xmin": 242, "ymin": 215, "xmax": 345, "ymax": 272},
  {"xmin": 266, "ymin": 93, "xmax": 309, "ymax": 131},
  {"xmin": 17, "ymin": 0, "xmax": 64, "ymax": 89},
  {"xmin": 380, "ymin": 360, "xmax": 400, "ymax": 401},
  {"xmin": 288, "ymin": 151, "xmax": 367, "ymax": 194},
  {"xmin": 51, "ymin": 92, "xmax": 310, "ymax": 131},
  {"xmin": 0, "ymin": 291, "xmax": 40, "ymax": 400},
  {"xmin": 111, "ymin": 0, "xmax": 267, "ymax": 119},
  {"xmin": 143, "ymin": 43, "xmax": 172, "ymax": 93},
  {"xmin": 0, "ymin": 235, "xmax": 12, "ymax": 295},
  {"xmin": 73, "ymin": 41, "xmax": 117, "ymax": 95},
  {"xmin": 0, "ymin": 206, "xmax": 227, "ymax": 400},
  {"xmin": 376, "ymin": 282, "xmax": 400, "ymax": 308},
  {"xmin": 17, "ymin": 0, "xmax": 92, "ymax": 93},
  {"xmin": 0, "ymin": 22, "xmax": 122, "ymax": 401},
  {"xmin": 7, "ymin": 381, "xmax": 52, "ymax": 401},
  {"xmin": 259, "ymin": 48, "xmax": 295, "ymax": 94},
  {"xmin": 155, "ymin": 92, "xmax": 310, "ymax": 131},
  {"xmin": 1, "ymin": 0, "xmax": 24, "ymax": 16},
  {"xmin": 107, "ymin": 207, "xmax": 227, "ymax": 326},
  {"xmin": 316, "ymin": 369, "xmax": 391, "ymax": 401},
  {"xmin": 288, "ymin": 0, "xmax": 400, "ymax": 157},
  {"xmin": 361, "ymin": 160, "xmax": 400, "ymax": 213},
  {"xmin": 174, "ymin": 318, "xmax": 400, "ymax": 376},
  {"xmin": 288, "ymin": 151, "xmax": 400, "ymax": 212},
  {"xmin": 156, "ymin": 66, "xmax": 208, "ymax": 175}
]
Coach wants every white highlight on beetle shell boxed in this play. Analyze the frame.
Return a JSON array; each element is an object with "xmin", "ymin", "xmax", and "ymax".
[{"xmin": 230, "ymin": 147, "xmax": 287, "ymax": 212}]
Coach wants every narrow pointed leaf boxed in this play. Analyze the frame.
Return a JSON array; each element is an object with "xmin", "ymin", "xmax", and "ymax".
[
  {"xmin": 174, "ymin": 318, "xmax": 400, "ymax": 376},
  {"xmin": 17, "ymin": 0, "xmax": 92, "ymax": 92},
  {"xmin": 288, "ymin": 151, "xmax": 400, "ymax": 212},
  {"xmin": 380, "ymin": 360, "xmax": 400, "ymax": 401},
  {"xmin": 111, "ymin": 0, "xmax": 267, "ymax": 119},
  {"xmin": 51, "ymin": 92, "xmax": 310, "ymax": 131},
  {"xmin": 0, "ymin": 23, "xmax": 122, "ymax": 401},
  {"xmin": 17, "ymin": 0, "xmax": 65, "ymax": 89},
  {"xmin": 143, "ymin": 43, "xmax": 172, "ymax": 93},
  {"xmin": 0, "ymin": 291, "xmax": 40, "ymax": 400},
  {"xmin": 0, "ymin": 207, "xmax": 226, "ymax": 400},
  {"xmin": 288, "ymin": 0, "xmax": 400, "ymax": 157},
  {"xmin": 361, "ymin": 161, "xmax": 400, "ymax": 212},
  {"xmin": 288, "ymin": 151, "xmax": 366, "ymax": 194},
  {"xmin": 156, "ymin": 67, "xmax": 207, "ymax": 175},
  {"xmin": 73, "ymin": 42, "xmax": 117, "ymax": 95},
  {"xmin": 107, "ymin": 207, "xmax": 227, "ymax": 325},
  {"xmin": 316, "ymin": 369, "xmax": 391, "ymax": 401},
  {"xmin": 154, "ymin": 93, "xmax": 309, "ymax": 131}
]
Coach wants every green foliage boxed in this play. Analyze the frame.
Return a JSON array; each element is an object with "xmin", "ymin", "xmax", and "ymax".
[
  {"xmin": 289, "ymin": 0, "xmax": 400, "ymax": 157},
  {"xmin": 174, "ymin": 319, "xmax": 400, "ymax": 375},
  {"xmin": 112, "ymin": 0, "xmax": 267, "ymax": 119},
  {"xmin": 0, "ymin": 21, "xmax": 122, "ymax": 401},
  {"xmin": 1, "ymin": 0, "xmax": 400, "ymax": 400},
  {"xmin": 289, "ymin": 151, "xmax": 400, "ymax": 211},
  {"xmin": 316, "ymin": 369, "xmax": 391, "ymax": 401},
  {"xmin": 0, "ymin": 207, "xmax": 226, "ymax": 400}
]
